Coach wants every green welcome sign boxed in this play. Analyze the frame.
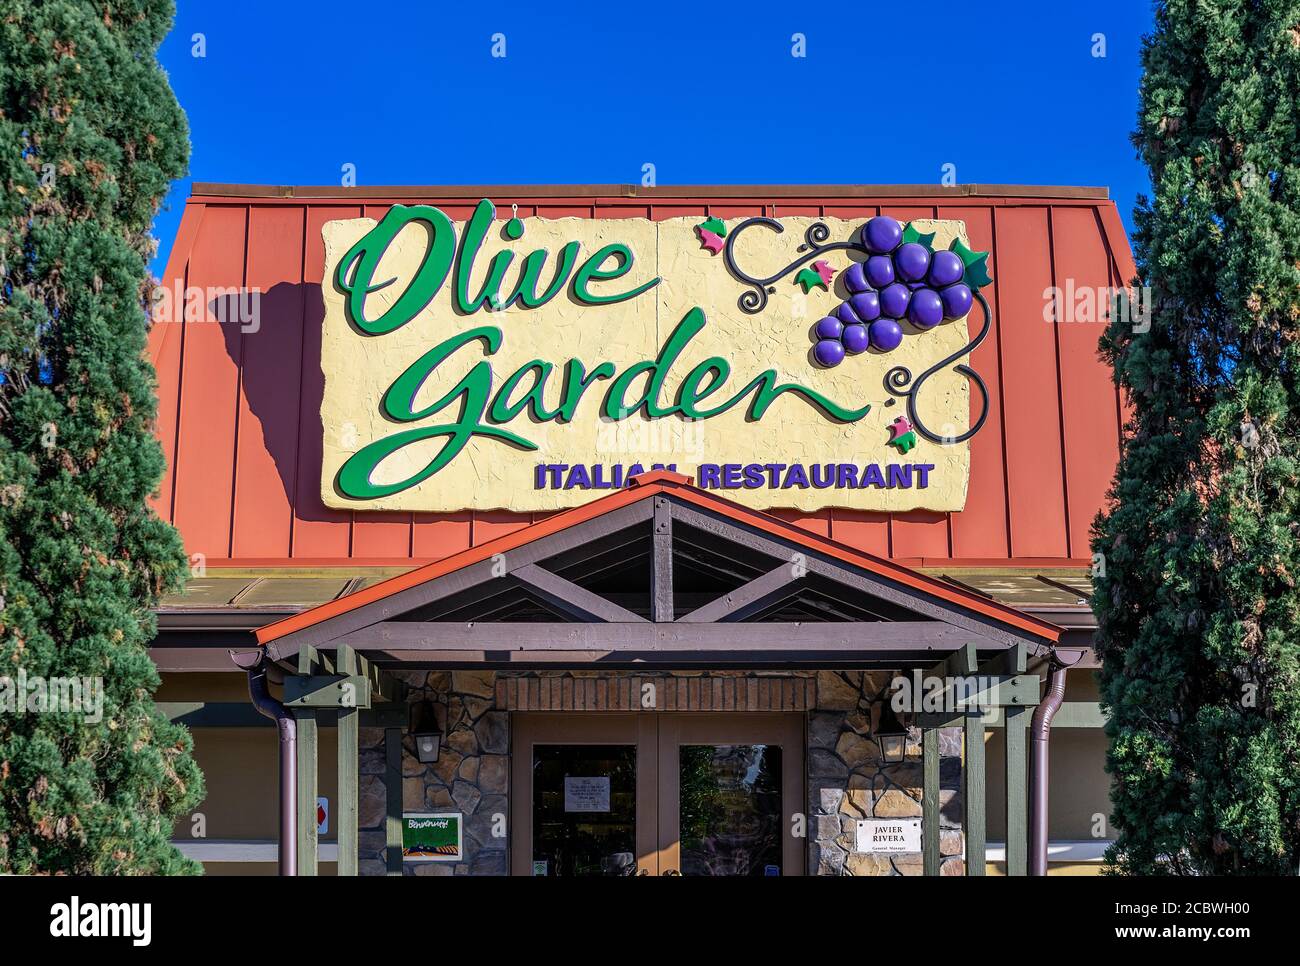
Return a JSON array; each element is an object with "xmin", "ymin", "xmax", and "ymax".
[{"xmin": 401, "ymin": 812, "xmax": 462, "ymax": 862}]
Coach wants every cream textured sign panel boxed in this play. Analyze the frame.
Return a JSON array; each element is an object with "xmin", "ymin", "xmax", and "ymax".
[{"xmin": 318, "ymin": 210, "xmax": 974, "ymax": 512}]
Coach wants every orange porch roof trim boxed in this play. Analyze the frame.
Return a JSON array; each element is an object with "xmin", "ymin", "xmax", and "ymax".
[{"xmin": 255, "ymin": 471, "xmax": 1063, "ymax": 646}]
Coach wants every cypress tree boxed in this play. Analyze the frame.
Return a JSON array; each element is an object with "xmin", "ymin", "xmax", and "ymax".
[
  {"xmin": 1094, "ymin": 2, "xmax": 1300, "ymax": 874},
  {"xmin": 0, "ymin": 2, "xmax": 203, "ymax": 873}
]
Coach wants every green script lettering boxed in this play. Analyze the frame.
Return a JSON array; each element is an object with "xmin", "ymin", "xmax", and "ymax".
[
  {"xmin": 335, "ymin": 310, "xmax": 871, "ymax": 500},
  {"xmin": 335, "ymin": 204, "xmax": 456, "ymax": 335},
  {"xmin": 573, "ymin": 243, "xmax": 660, "ymax": 305},
  {"xmin": 336, "ymin": 327, "xmax": 535, "ymax": 499},
  {"xmin": 335, "ymin": 199, "xmax": 661, "ymax": 334}
]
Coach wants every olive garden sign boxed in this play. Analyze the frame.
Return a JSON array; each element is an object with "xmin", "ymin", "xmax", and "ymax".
[{"xmin": 319, "ymin": 201, "xmax": 991, "ymax": 512}]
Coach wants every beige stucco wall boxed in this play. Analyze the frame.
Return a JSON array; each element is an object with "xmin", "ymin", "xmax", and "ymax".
[
  {"xmin": 170, "ymin": 727, "xmax": 337, "ymax": 842},
  {"xmin": 160, "ymin": 675, "xmax": 338, "ymax": 868}
]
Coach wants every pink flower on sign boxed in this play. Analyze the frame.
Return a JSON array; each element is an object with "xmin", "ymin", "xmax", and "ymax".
[
  {"xmin": 888, "ymin": 416, "xmax": 918, "ymax": 455},
  {"xmin": 697, "ymin": 228, "xmax": 725, "ymax": 255}
]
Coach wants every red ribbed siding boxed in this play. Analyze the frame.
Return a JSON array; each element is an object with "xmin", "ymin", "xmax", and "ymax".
[{"xmin": 147, "ymin": 187, "xmax": 1136, "ymax": 568}]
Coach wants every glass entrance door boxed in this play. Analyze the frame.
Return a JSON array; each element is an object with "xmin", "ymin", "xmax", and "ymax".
[
  {"xmin": 532, "ymin": 743, "xmax": 638, "ymax": 876},
  {"xmin": 510, "ymin": 714, "xmax": 659, "ymax": 876},
  {"xmin": 511, "ymin": 712, "xmax": 803, "ymax": 876},
  {"xmin": 658, "ymin": 714, "xmax": 804, "ymax": 876}
]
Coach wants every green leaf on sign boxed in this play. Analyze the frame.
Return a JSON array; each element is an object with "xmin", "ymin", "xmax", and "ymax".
[
  {"xmin": 950, "ymin": 238, "xmax": 993, "ymax": 289},
  {"xmin": 697, "ymin": 216, "xmax": 727, "ymax": 237},
  {"xmin": 902, "ymin": 222, "xmax": 936, "ymax": 250},
  {"xmin": 795, "ymin": 267, "xmax": 829, "ymax": 293}
]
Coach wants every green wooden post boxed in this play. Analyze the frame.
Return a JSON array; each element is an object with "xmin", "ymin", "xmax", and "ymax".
[
  {"xmin": 922, "ymin": 725, "xmax": 940, "ymax": 876},
  {"xmin": 385, "ymin": 727, "xmax": 403, "ymax": 876},
  {"xmin": 963, "ymin": 709, "xmax": 986, "ymax": 875},
  {"xmin": 1004, "ymin": 706, "xmax": 1028, "ymax": 875},
  {"xmin": 294, "ymin": 646, "xmax": 319, "ymax": 876},
  {"xmin": 940, "ymin": 642, "xmax": 985, "ymax": 878},
  {"xmin": 1002, "ymin": 643, "xmax": 1028, "ymax": 876},
  {"xmin": 295, "ymin": 710, "xmax": 318, "ymax": 876},
  {"xmin": 336, "ymin": 643, "xmax": 359, "ymax": 876}
]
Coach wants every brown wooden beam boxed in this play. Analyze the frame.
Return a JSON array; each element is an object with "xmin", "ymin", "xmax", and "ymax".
[
  {"xmin": 264, "ymin": 501, "xmax": 654, "ymax": 658},
  {"xmin": 651, "ymin": 496, "xmax": 673, "ymax": 622},
  {"xmin": 511, "ymin": 563, "xmax": 646, "ymax": 623},
  {"xmin": 675, "ymin": 565, "xmax": 801, "ymax": 623},
  {"xmin": 363, "ymin": 649, "xmax": 997, "ymax": 669},
  {"xmin": 538, "ymin": 527, "xmax": 652, "ymax": 585},
  {"xmin": 669, "ymin": 502, "xmax": 1053, "ymax": 653},
  {"xmin": 283, "ymin": 674, "xmax": 371, "ymax": 709},
  {"xmin": 323, "ymin": 620, "xmax": 1006, "ymax": 654}
]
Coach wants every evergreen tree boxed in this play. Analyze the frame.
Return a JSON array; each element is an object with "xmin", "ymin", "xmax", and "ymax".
[
  {"xmin": 1094, "ymin": 1, "xmax": 1300, "ymax": 874},
  {"xmin": 0, "ymin": 1, "xmax": 203, "ymax": 873}
]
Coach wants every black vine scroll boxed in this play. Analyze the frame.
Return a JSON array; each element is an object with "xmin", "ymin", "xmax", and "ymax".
[{"xmin": 720, "ymin": 215, "xmax": 992, "ymax": 446}]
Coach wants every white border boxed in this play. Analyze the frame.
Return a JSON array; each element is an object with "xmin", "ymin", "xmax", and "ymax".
[
  {"xmin": 402, "ymin": 811, "xmax": 463, "ymax": 863},
  {"xmin": 983, "ymin": 840, "xmax": 1110, "ymax": 863},
  {"xmin": 173, "ymin": 840, "xmax": 340, "ymax": 862}
]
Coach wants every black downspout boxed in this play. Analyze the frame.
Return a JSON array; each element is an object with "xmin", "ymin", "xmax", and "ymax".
[
  {"xmin": 231, "ymin": 651, "xmax": 296, "ymax": 876},
  {"xmin": 1028, "ymin": 658, "xmax": 1067, "ymax": 876}
]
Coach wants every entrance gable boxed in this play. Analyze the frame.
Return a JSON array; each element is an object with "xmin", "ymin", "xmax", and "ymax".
[{"xmin": 256, "ymin": 471, "xmax": 1061, "ymax": 665}]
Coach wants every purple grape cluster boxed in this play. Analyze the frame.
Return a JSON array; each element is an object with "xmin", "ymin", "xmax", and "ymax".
[{"xmin": 812, "ymin": 216, "xmax": 974, "ymax": 368}]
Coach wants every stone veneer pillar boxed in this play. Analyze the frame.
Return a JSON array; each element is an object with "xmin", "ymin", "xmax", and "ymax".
[
  {"xmin": 358, "ymin": 670, "xmax": 508, "ymax": 876},
  {"xmin": 809, "ymin": 671, "xmax": 965, "ymax": 875}
]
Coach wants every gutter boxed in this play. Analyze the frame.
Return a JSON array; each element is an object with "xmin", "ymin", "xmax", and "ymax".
[
  {"xmin": 230, "ymin": 650, "xmax": 297, "ymax": 876},
  {"xmin": 1028, "ymin": 655, "xmax": 1069, "ymax": 876}
]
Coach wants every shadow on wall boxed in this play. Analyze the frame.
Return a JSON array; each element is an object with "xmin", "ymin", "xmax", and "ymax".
[{"xmin": 211, "ymin": 282, "xmax": 339, "ymax": 523}]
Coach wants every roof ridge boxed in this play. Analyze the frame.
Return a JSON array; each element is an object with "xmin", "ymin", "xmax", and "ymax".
[{"xmin": 188, "ymin": 182, "xmax": 1111, "ymax": 202}]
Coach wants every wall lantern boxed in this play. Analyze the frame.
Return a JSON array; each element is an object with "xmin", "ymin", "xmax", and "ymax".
[
  {"xmin": 409, "ymin": 700, "xmax": 442, "ymax": 763},
  {"xmin": 873, "ymin": 700, "xmax": 910, "ymax": 764}
]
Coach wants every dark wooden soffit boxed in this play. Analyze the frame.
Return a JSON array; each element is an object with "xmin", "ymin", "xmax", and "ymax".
[{"xmin": 190, "ymin": 182, "xmax": 1109, "ymax": 202}]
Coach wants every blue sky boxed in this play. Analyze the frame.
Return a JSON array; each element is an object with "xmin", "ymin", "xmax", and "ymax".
[{"xmin": 151, "ymin": 0, "xmax": 1152, "ymax": 275}]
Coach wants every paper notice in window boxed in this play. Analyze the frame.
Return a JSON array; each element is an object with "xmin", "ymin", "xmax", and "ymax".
[{"xmin": 564, "ymin": 776, "xmax": 611, "ymax": 812}]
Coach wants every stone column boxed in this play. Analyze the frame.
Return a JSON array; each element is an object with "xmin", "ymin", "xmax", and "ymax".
[
  {"xmin": 358, "ymin": 670, "xmax": 509, "ymax": 876},
  {"xmin": 809, "ymin": 671, "xmax": 964, "ymax": 875}
]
